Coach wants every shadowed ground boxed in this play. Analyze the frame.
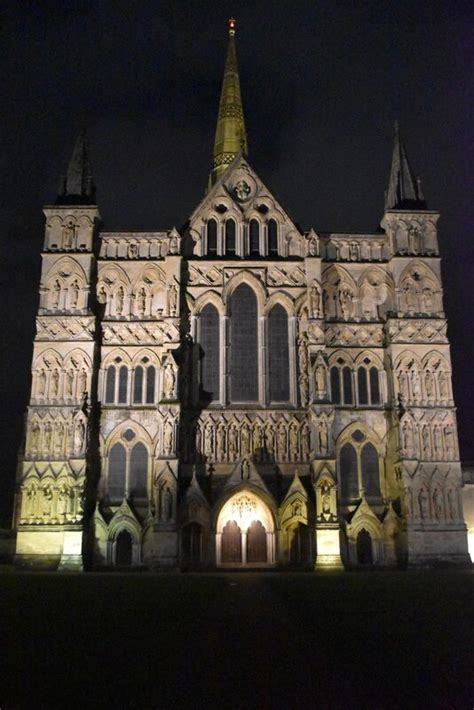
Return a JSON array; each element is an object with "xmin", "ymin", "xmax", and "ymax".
[{"xmin": 0, "ymin": 569, "xmax": 472, "ymax": 709}]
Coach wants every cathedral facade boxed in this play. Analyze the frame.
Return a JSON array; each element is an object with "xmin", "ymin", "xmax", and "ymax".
[{"xmin": 13, "ymin": 20, "xmax": 470, "ymax": 570}]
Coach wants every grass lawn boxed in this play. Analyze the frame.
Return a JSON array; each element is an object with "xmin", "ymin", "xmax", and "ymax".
[{"xmin": 0, "ymin": 569, "xmax": 472, "ymax": 710}]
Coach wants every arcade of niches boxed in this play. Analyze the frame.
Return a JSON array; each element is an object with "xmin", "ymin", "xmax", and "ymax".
[{"xmin": 13, "ymin": 20, "xmax": 470, "ymax": 570}]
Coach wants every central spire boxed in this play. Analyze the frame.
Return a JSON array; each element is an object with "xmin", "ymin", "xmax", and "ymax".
[{"xmin": 210, "ymin": 18, "xmax": 248, "ymax": 185}]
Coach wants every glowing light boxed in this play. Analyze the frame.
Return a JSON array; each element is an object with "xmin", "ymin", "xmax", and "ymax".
[
  {"xmin": 217, "ymin": 490, "xmax": 273, "ymax": 533},
  {"xmin": 228, "ymin": 17, "xmax": 236, "ymax": 34}
]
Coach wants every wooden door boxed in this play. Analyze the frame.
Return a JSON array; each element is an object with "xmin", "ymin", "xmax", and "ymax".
[
  {"xmin": 221, "ymin": 520, "xmax": 242, "ymax": 563},
  {"xmin": 247, "ymin": 520, "xmax": 267, "ymax": 563}
]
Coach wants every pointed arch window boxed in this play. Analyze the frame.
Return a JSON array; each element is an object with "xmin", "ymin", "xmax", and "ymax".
[
  {"xmin": 108, "ymin": 443, "xmax": 126, "ymax": 501},
  {"xmin": 225, "ymin": 219, "xmax": 236, "ymax": 255},
  {"xmin": 357, "ymin": 367, "xmax": 369, "ymax": 405},
  {"xmin": 342, "ymin": 366, "xmax": 353, "ymax": 404},
  {"xmin": 338, "ymin": 430, "xmax": 382, "ymax": 501},
  {"xmin": 207, "ymin": 218, "xmax": 217, "ymax": 255},
  {"xmin": 361, "ymin": 442, "xmax": 381, "ymax": 497},
  {"xmin": 133, "ymin": 366, "xmax": 144, "ymax": 404},
  {"xmin": 199, "ymin": 303, "xmax": 220, "ymax": 401},
  {"xmin": 268, "ymin": 304, "xmax": 290, "ymax": 402},
  {"xmin": 340, "ymin": 443, "xmax": 358, "ymax": 500},
  {"xmin": 105, "ymin": 366, "xmax": 116, "ymax": 404},
  {"xmin": 249, "ymin": 219, "xmax": 260, "ymax": 256},
  {"xmin": 369, "ymin": 367, "xmax": 381, "ymax": 404},
  {"xmin": 230, "ymin": 284, "xmax": 258, "ymax": 402},
  {"xmin": 330, "ymin": 366, "xmax": 341, "ymax": 404},
  {"xmin": 108, "ymin": 438, "xmax": 149, "ymax": 502},
  {"xmin": 132, "ymin": 361, "xmax": 156, "ymax": 405},
  {"xmin": 268, "ymin": 219, "xmax": 278, "ymax": 255},
  {"xmin": 130, "ymin": 442, "xmax": 148, "ymax": 498},
  {"xmin": 118, "ymin": 366, "xmax": 128, "ymax": 404}
]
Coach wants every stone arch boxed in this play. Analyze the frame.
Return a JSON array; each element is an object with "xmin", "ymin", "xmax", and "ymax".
[
  {"xmin": 357, "ymin": 266, "xmax": 395, "ymax": 319},
  {"xmin": 223, "ymin": 270, "xmax": 267, "ymax": 314},
  {"xmin": 215, "ymin": 486, "xmax": 276, "ymax": 567},
  {"xmin": 263, "ymin": 291, "xmax": 295, "ymax": 317},
  {"xmin": 104, "ymin": 420, "xmax": 153, "ymax": 456},
  {"xmin": 192, "ymin": 290, "xmax": 225, "ymax": 317}
]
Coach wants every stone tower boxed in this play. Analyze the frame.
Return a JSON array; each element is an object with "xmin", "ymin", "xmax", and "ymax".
[{"xmin": 13, "ymin": 20, "xmax": 469, "ymax": 570}]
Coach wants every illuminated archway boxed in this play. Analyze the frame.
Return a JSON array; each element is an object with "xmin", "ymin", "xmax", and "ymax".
[{"xmin": 216, "ymin": 490, "xmax": 275, "ymax": 567}]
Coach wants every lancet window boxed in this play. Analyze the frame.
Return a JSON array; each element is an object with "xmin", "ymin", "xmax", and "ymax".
[
  {"xmin": 230, "ymin": 284, "xmax": 258, "ymax": 402},
  {"xmin": 107, "ymin": 436, "xmax": 149, "ymax": 502},
  {"xmin": 199, "ymin": 304, "xmax": 220, "ymax": 400},
  {"xmin": 133, "ymin": 361, "xmax": 156, "ymax": 404},
  {"xmin": 338, "ymin": 430, "xmax": 382, "ymax": 501},
  {"xmin": 225, "ymin": 219, "xmax": 236, "ymax": 255},
  {"xmin": 268, "ymin": 219, "xmax": 278, "ymax": 255},
  {"xmin": 268, "ymin": 304, "xmax": 290, "ymax": 402},
  {"xmin": 330, "ymin": 358, "xmax": 382, "ymax": 407},
  {"xmin": 207, "ymin": 219, "xmax": 217, "ymax": 255},
  {"xmin": 249, "ymin": 219, "xmax": 260, "ymax": 256}
]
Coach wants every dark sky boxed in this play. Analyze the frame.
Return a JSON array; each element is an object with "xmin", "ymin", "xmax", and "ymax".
[{"xmin": 1, "ymin": 1, "xmax": 472, "ymax": 523}]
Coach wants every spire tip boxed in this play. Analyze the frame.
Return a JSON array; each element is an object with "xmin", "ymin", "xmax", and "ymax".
[{"xmin": 228, "ymin": 17, "xmax": 236, "ymax": 35}]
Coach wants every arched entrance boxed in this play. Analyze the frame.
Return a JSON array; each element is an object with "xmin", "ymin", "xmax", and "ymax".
[
  {"xmin": 116, "ymin": 529, "xmax": 133, "ymax": 566},
  {"xmin": 356, "ymin": 528, "xmax": 373, "ymax": 565},
  {"xmin": 216, "ymin": 490, "xmax": 275, "ymax": 567},
  {"xmin": 289, "ymin": 522, "xmax": 310, "ymax": 564}
]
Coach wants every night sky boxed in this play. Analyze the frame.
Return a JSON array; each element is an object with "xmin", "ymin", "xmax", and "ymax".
[{"xmin": 1, "ymin": 1, "xmax": 472, "ymax": 524}]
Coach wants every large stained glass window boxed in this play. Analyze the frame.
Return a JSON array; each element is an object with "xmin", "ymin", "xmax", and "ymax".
[
  {"xmin": 200, "ymin": 304, "xmax": 220, "ymax": 400},
  {"xmin": 108, "ymin": 443, "xmax": 126, "ymax": 501},
  {"xmin": 340, "ymin": 443, "xmax": 358, "ymax": 499},
  {"xmin": 268, "ymin": 304, "xmax": 289, "ymax": 401},
  {"xmin": 230, "ymin": 284, "xmax": 258, "ymax": 401}
]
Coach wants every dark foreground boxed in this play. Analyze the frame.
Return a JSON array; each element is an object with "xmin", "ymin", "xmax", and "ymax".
[{"xmin": 0, "ymin": 570, "xmax": 473, "ymax": 710}]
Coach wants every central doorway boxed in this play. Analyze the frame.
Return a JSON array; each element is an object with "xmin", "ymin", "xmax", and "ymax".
[{"xmin": 216, "ymin": 490, "xmax": 275, "ymax": 567}]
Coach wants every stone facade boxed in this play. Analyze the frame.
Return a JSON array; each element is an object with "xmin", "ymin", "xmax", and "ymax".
[{"xmin": 12, "ymin": 22, "xmax": 470, "ymax": 570}]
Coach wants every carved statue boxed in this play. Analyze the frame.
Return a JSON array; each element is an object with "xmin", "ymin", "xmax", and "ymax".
[
  {"xmin": 252, "ymin": 423, "xmax": 262, "ymax": 455},
  {"xmin": 54, "ymin": 422, "xmax": 64, "ymax": 455},
  {"xmin": 410, "ymin": 368, "xmax": 421, "ymax": 402},
  {"xmin": 301, "ymin": 423, "xmax": 310, "ymax": 461},
  {"xmin": 314, "ymin": 361, "xmax": 327, "ymax": 398},
  {"xmin": 433, "ymin": 426, "xmax": 443, "ymax": 455},
  {"xmin": 444, "ymin": 424, "xmax": 454, "ymax": 456},
  {"xmin": 216, "ymin": 424, "xmax": 226, "ymax": 461},
  {"xmin": 98, "ymin": 285, "xmax": 107, "ymax": 304},
  {"xmin": 41, "ymin": 484, "xmax": 53, "ymax": 519},
  {"xmin": 403, "ymin": 282, "xmax": 416, "ymax": 312},
  {"xmin": 57, "ymin": 486, "xmax": 68, "ymax": 521},
  {"xmin": 309, "ymin": 281, "xmax": 321, "ymax": 317},
  {"xmin": 164, "ymin": 363, "xmax": 176, "ymax": 399},
  {"xmin": 228, "ymin": 425, "xmax": 238, "ymax": 459},
  {"xmin": 405, "ymin": 487, "xmax": 414, "ymax": 520},
  {"xmin": 169, "ymin": 232, "xmax": 179, "ymax": 254},
  {"xmin": 137, "ymin": 287, "xmax": 147, "ymax": 316},
  {"xmin": 264, "ymin": 425, "xmax": 274, "ymax": 458},
  {"xmin": 299, "ymin": 374, "xmax": 309, "ymax": 407},
  {"xmin": 65, "ymin": 369, "xmax": 74, "ymax": 396},
  {"xmin": 298, "ymin": 337, "xmax": 309, "ymax": 375},
  {"xmin": 74, "ymin": 419, "xmax": 86, "ymax": 454},
  {"xmin": 424, "ymin": 371, "xmax": 435, "ymax": 400},
  {"xmin": 308, "ymin": 235, "xmax": 318, "ymax": 256},
  {"xmin": 421, "ymin": 426, "xmax": 430, "ymax": 457},
  {"xmin": 241, "ymin": 458, "xmax": 250, "ymax": 480},
  {"xmin": 317, "ymin": 419, "xmax": 329, "ymax": 455},
  {"xmin": 234, "ymin": 180, "xmax": 251, "ymax": 201},
  {"xmin": 204, "ymin": 424, "xmax": 214, "ymax": 459},
  {"xmin": 163, "ymin": 420, "xmax": 174, "ymax": 455},
  {"xmin": 321, "ymin": 483, "xmax": 331, "ymax": 516},
  {"xmin": 168, "ymin": 283, "xmax": 178, "ymax": 317},
  {"xmin": 128, "ymin": 242, "xmax": 138, "ymax": 258},
  {"xmin": 402, "ymin": 420, "xmax": 414, "ymax": 455},
  {"xmin": 338, "ymin": 288, "xmax": 352, "ymax": 319},
  {"xmin": 25, "ymin": 485, "xmax": 37, "ymax": 519},
  {"xmin": 63, "ymin": 220, "xmax": 75, "ymax": 248},
  {"xmin": 408, "ymin": 225, "xmax": 420, "ymax": 253},
  {"xmin": 438, "ymin": 371, "xmax": 449, "ymax": 400},
  {"xmin": 241, "ymin": 424, "xmax": 250, "ymax": 456},
  {"xmin": 37, "ymin": 369, "xmax": 47, "ymax": 396},
  {"xmin": 289, "ymin": 424, "xmax": 299, "ymax": 461},
  {"xmin": 43, "ymin": 422, "xmax": 52, "ymax": 453},
  {"xmin": 277, "ymin": 426, "xmax": 287, "ymax": 461},
  {"xmin": 433, "ymin": 488, "xmax": 443, "ymax": 520},
  {"xmin": 51, "ymin": 280, "xmax": 61, "ymax": 308},
  {"xmin": 418, "ymin": 487, "xmax": 429, "ymax": 520},
  {"xmin": 69, "ymin": 280, "xmax": 80, "ymax": 308},
  {"xmin": 51, "ymin": 369, "xmax": 60, "ymax": 397},
  {"xmin": 78, "ymin": 369, "xmax": 87, "ymax": 396},
  {"xmin": 115, "ymin": 286, "xmax": 124, "ymax": 315}
]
